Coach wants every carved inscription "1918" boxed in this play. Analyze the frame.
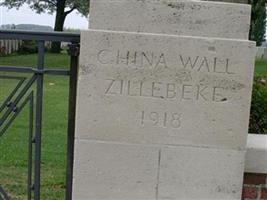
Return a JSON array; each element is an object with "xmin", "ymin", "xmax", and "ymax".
[{"xmin": 140, "ymin": 111, "xmax": 182, "ymax": 129}]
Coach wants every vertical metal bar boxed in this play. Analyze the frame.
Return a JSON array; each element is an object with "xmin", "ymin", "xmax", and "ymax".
[
  {"xmin": 65, "ymin": 43, "xmax": 79, "ymax": 200},
  {"xmin": 0, "ymin": 186, "xmax": 10, "ymax": 200},
  {"xmin": 28, "ymin": 93, "xmax": 34, "ymax": 200},
  {"xmin": 34, "ymin": 41, "xmax": 45, "ymax": 200}
]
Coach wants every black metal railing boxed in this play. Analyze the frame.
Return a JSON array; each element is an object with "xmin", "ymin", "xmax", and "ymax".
[{"xmin": 0, "ymin": 30, "xmax": 80, "ymax": 200}]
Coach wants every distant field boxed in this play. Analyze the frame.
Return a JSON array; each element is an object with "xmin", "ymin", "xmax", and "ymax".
[{"xmin": 0, "ymin": 53, "xmax": 267, "ymax": 199}]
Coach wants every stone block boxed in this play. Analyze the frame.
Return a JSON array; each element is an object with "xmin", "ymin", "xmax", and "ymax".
[
  {"xmin": 72, "ymin": 140, "xmax": 160, "ymax": 200},
  {"xmin": 89, "ymin": 0, "xmax": 251, "ymax": 39},
  {"xmin": 76, "ymin": 29, "xmax": 256, "ymax": 150},
  {"xmin": 158, "ymin": 146, "xmax": 246, "ymax": 200}
]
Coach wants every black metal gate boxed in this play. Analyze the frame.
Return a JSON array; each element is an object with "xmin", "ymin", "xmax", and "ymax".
[{"xmin": 0, "ymin": 30, "xmax": 80, "ymax": 200}]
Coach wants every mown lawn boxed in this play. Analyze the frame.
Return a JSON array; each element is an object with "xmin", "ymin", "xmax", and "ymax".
[
  {"xmin": 0, "ymin": 54, "xmax": 267, "ymax": 199},
  {"xmin": 0, "ymin": 53, "xmax": 70, "ymax": 199},
  {"xmin": 255, "ymin": 59, "xmax": 267, "ymax": 75}
]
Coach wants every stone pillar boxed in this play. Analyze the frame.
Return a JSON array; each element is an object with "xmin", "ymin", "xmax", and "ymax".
[{"xmin": 73, "ymin": 1, "xmax": 256, "ymax": 199}]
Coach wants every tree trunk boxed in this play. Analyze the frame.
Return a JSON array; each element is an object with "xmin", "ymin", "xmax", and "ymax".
[{"xmin": 51, "ymin": 0, "xmax": 67, "ymax": 53}]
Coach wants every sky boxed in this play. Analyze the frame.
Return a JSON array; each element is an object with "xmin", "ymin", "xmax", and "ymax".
[{"xmin": 0, "ymin": 4, "xmax": 88, "ymax": 29}]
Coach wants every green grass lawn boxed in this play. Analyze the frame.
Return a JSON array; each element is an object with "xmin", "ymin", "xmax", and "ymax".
[
  {"xmin": 0, "ymin": 54, "xmax": 267, "ymax": 199},
  {"xmin": 0, "ymin": 53, "xmax": 70, "ymax": 199},
  {"xmin": 255, "ymin": 59, "xmax": 267, "ymax": 75}
]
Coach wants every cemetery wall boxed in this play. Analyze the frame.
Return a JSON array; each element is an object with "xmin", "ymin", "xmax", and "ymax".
[
  {"xmin": 0, "ymin": 40, "xmax": 22, "ymax": 55},
  {"xmin": 243, "ymin": 134, "xmax": 267, "ymax": 200},
  {"xmin": 256, "ymin": 47, "xmax": 267, "ymax": 59},
  {"xmin": 242, "ymin": 173, "xmax": 267, "ymax": 200}
]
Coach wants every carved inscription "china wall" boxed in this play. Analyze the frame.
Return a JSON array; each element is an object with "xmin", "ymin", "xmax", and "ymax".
[
  {"xmin": 97, "ymin": 49, "xmax": 235, "ymax": 74},
  {"xmin": 91, "ymin": 49, "xmax": 243, "ymax": 103}
]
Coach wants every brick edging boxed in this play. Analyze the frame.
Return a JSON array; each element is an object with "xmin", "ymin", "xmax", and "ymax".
[{"xmin": 242, "ymin": 173, "xmax": 267, "ymax": 200}]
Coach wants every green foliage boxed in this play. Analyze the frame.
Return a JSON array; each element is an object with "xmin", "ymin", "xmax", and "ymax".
[
  {"xmin": 17, "ymin": 40, "xmax": 38, "ymax": 54},
  {"xmin": 249, "ymin": 76, "xmax": 267, "ymax": 134},
  {"xmin": 17, "ymin": 41, "xmax": 51, "ymax": 54},
  {"xmin": 0, "ymin": 0, "xmax": 89, "ymax": 16},
  {"xmin": 249, "ymin": 0, "xmax": 266, "ymax": 46}
]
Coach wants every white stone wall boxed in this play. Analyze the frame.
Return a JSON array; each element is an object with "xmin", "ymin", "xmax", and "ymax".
[
  {"xmin": 0, "ymin": 40, "xmax": 22, "ymax": 55},
  {"xmin": 73, "ymin": 1, "xmax": 256, "ymax": 199},
  {"xmin": 256, "ymin": 47, "xmax": 267, "ymax": 59},
  {"xmin": 245, "ymin": 134, "xmax": 267, "ymax": 174}
]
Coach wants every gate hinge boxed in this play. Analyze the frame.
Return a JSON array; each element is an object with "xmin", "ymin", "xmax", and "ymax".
[{"xmin": 67, "ymin": 43, "xmax": 80, "ymax": 57}]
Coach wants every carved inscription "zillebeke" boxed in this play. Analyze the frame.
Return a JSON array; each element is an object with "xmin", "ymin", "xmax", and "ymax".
[
  {"xmin": 88, "ymin": 49, "xmax": 244, "ymax": 104},
  {"xmin": 104, "ymin": 79, "xmax": 226, "ymax": 102}
]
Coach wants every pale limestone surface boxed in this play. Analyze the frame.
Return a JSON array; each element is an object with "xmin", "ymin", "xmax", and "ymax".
[
  {"xmin": 245, "ymin": 134, "xmax": 267, "ymax": 174},
  {"xmin": 89, "ymin": 0, "xmax": 251, "ymax": 39},
  {"xmin": 76, "ymin": 29, "xmax": 256, "ymax": 150},
  {"xmin": 73, "ymin": 140, "xmax": 160, "ymax": 200},
  {"xmin": 73, "ymin": 140, "xmax": 245, "ymax": 200},
  {"xmin": 73, "ymin": 1, "xmax": 256, "ymax": 199},
  {"xmin": 159, "ymin": 146, "xmax": 245, "ymax": 200}
]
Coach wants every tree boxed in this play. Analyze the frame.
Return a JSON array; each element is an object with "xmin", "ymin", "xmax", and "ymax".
[
  {"xmin": 249, "ymin": 0, "xmax": 266, "ymax": 46},
  {"xmin": 0, "ymin": 0, "xmax": 90, "ymax": 53}
]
